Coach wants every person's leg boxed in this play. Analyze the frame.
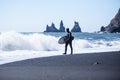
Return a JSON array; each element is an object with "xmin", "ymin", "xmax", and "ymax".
[
  {"xmin": 69, "ymin": 41, "xmax": 73, "ymax": 54},
  {"xmin": 64, "ymin": 42, "xmax": 68, "ymax": 54}
]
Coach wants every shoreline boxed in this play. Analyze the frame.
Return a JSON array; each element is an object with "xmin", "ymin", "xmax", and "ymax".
[
  {"xmin": 0, "ymin": 50, "xmax": 120, "ymax": 65},
  {"xmin": 0, "ymin": 51, "xmax": 120, "ymax": 80}
]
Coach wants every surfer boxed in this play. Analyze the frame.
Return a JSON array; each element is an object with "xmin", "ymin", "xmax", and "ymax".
[{"xmin": 64, "ymin": 28, "xmax": 73, "ymax": 54}]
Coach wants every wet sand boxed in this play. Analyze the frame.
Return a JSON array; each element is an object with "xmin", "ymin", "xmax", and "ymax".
[{"xmin": 0, "ymin": 51, "xmax": 120, "ymax": 80}]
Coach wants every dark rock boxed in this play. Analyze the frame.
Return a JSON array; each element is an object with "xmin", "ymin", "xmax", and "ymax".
[
  {"xmin": 93, "ymin": 62, "xmax": 100, "ymax": 65},
  {"xmin": 71, "ymin": 21, "xmax": 81, "ymax": 32},
  {"xmin": 100, "ymin": 26, "xmax": 106, "ymax": 32},
  {"xmin": 44, "ymin": 21, "xmax": 82, "ymax": 32},
  {"xmin": 59, "ymin": 20, "xmax": 65, "ymax": 32},
  {"xmin": 105, "ymin": 8, "xmax": 120, "ymax": 33},
  {"xmin": 44, "ymin": 23, "xmax": 58, "ymax": 32}
]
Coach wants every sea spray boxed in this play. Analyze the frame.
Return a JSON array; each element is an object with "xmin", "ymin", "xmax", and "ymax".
[
  {"xmin": 0, "ymin": 31, "xmax": 61, "ymax": 51},
  {"xmin": 0, "ymin": 31, "xmax": 120, "ymax": 51},
  {"xmin": 0, "ymin": 31, "xmax": 120, "ymax": 65}
]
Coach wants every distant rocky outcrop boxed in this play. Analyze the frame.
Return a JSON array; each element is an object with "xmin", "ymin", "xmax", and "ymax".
[
  {"xmin": 71, "ymin": 21, "xmax": 81, "ymax": 32},
  {"xmin": 59, "ymin": 20, "xmax": 65, "ymax": 32},
  {"xmin": 105, "ymin": 8, "xmax": 120, "ymax": 33},
  {"xmin": 44, "ymin": 20, "xmax": 82, "ymax": 32},
  {"xmin": 44, "ymin": 21, "xmax": 65, "ymax": 32},
  {"xmin": 44, "ymin": 23, "xmax": 58, "ymax": 32}
]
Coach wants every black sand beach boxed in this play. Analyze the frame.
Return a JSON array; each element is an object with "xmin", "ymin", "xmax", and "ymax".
[{"xmin": 0, "ymin": 51, "xmax": 120, "ymax": 80}]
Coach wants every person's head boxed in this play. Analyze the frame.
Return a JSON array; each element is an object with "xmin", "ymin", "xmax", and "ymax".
[{"xmin": 66, "ymin": 28, "xmax": 70, "ymax": 33}]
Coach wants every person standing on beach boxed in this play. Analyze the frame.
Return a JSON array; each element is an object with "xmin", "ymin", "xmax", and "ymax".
[{"xmin": 64, "ymin": 28, "xmax": 74, "ymax": 54}]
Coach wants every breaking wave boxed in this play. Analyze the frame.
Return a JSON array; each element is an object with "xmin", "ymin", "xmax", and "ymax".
[{"xmin": 0, "ymin": 31, "xmax": 120, "ymax": 51}]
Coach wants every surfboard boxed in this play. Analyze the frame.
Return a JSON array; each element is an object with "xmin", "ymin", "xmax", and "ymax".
[{"xmin": 58, "ymin": 36, "xmax": 68, "ymax": 44}]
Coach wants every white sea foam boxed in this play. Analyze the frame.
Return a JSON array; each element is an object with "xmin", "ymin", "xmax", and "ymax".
[
  {"xmin": 0, "ymin": 31, "xmax": 119, "ymax": 51},
  {"xmin": 0, "ymin": 31, "xmax": 62, "ymax": 51},
  {"xmin": 0, "ymin": 31, "xmax": 120, "ymax": 65}
]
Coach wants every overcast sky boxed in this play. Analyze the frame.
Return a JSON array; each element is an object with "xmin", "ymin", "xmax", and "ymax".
[{"xmin": 0, "ymin": 0, "xmax": 120, "ymax": 32}]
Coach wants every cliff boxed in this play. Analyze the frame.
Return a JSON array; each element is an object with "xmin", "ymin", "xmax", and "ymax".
[{"xmin": 105, "ymin": 8, "xmax": 120, "ymax": 33}]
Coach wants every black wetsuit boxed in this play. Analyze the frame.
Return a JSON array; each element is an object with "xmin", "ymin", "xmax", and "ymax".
[{"xmin": 65, "ymin": 32, "xmax": 73, "ymax": 54}]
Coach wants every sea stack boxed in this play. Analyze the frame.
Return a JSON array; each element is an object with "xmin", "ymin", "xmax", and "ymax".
[
  {"xmin": 105, "ymin": 8, "xmax": 120, "ymax": 33},
  {"xmin": 71, "ymin": 21, "xmax": 82, "ymax": 32},
  {"xmin": 44, "ymin": 23, "xmax": 58, "ymax": 32},
  {"xmin": 59, "ymin": 20, "xmax": 65, "ymax": 32},
  {"xmin": 44, "ymin": 21, "xmax": 82, "ymax": 32}
]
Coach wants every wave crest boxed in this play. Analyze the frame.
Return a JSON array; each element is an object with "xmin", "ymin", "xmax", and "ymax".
[
  {"xmin": 0, "ymin": 31, "xmax": 120, "ymax": 51},
  {"xmin": 0, "ymin": 31, "xmax": 60, "ymax": 51}
]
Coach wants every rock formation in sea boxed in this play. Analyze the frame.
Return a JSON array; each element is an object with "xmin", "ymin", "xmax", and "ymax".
[
  {"xmin": 59, "ymin": 20, "xmax": 65, "ymax": 32},
  {"xmin": 44, "ymin": 20, "xmax": 82, "ymax": 32},
  {"xmin": 100, "ymin": 26, "xmax": 106, "ymax": 32},
  {"xmin": 44, "ymin": 20, "xmax": 65, "ymax": 32},
  {"xmin": 105, "ymin": 8, "xmax": 120, "ymax": 33},
  {"xmin": 44, "ymin": 23, "xmax": 58, "ymax": 32},
  {"xmin": 71, "ymin": 21, "xmax": 81, "ymax": 32}
]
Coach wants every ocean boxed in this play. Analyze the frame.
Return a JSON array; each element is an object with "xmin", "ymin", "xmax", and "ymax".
[{"xmin": 0, "ymin": 31, "xmax": 120, "ymax": 64}]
